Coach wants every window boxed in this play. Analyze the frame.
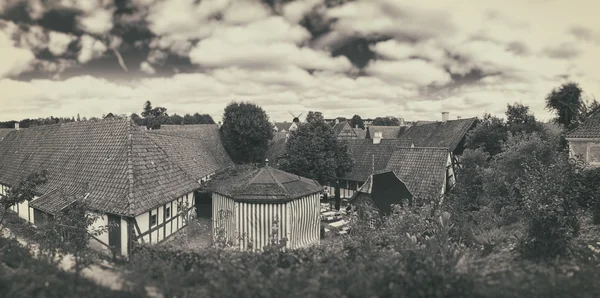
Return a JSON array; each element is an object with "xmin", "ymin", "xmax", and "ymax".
[
  {"xmin": 150, "ymin": 213, "xmax": 157, "ymax": 227},
  {"xmin": 165, "ymin": 205, "xmax": 171, "ymax": 218}
]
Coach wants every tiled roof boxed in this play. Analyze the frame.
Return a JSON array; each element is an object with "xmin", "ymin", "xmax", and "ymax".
[
  {"xmin": 366, "ymin": 126, "xmax": 403, "ymax": 139},
  {"xmin": 0, "ymin": 118, "xmax": 231, "ymax": 216},
  {"xmin": 29, "ymin": 183, "xmax": 88, "ymax": 215},
  {"xmin": 384, "ymin": 147, "xmax": 450, "ymax": 201},
  {"xmin": 341, "ymin": 139, "xmax": 413, "ymax": 182},
  {"xmin": 274, "ymin": 122, "xmax": 294, "ymax": 131},
  {"xmin": 397, "ymin": 118, "xmax": 476, "ymax": 153},
  {"xmin": 207, "ymin": 166, "xmax": 322, "ymax": 202},
  {"xmin": 565, "ymin": 110, "xmax": 600, "ymax": 138},
  {"xmin": 147, "ymin": 124, "xmax": 233, "ymax": 167},
  {"xmin": 354, "ymin": 128, "xmax": 367, "ymax": 139},
  {"xmin": 0, "ymin": 128, "xmax": 14, "ymax": 141}
]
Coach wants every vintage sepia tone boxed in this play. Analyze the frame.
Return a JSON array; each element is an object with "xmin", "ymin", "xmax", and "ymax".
[{"xmin": 1, "ymin": 0, "xmax": 600, "ymax": 297}]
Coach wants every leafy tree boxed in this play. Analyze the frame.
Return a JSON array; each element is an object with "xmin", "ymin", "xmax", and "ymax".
[
  {"xmin": 545, "ymin": 82, "xmax": 587, "ymax": 129},
  {"xmin": 464, "ymin": 114, "xmax": 508, "ymax": 157},
  {"xmin": 350, "ymin": 114, "xmax": 365, "ymax": 129},
  {"xmin": 372, "ymin": 117, "xmax": 400, "ymax": 126},
  {"xmin": 77, "ymin": 114, "xmax": 81, "ymax": 121},
  {"xmin": 505, "ymin": 103, "xmax": 544, "ymax": 135},
  {"xmin": 0, "ymin": 170, "xmax": 48, "ymax": 231},
  {"xmin": 171, "ymin": 114, "xmax": 184, "ymax": 125},
  {"xmin": 220, "ymin": 102, "xmax": 274, "ymax": 164},
  {"xmin": 278, "ymin": 112, "xmax": 353, "ymax": 184}
]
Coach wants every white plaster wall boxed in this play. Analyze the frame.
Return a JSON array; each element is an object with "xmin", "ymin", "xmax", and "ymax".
[
  {"xmin": 136, "ymin": 212, "xmax": 150, "ymax": 243},
  {"xmin": 134, "ymin": 191, "xmax": 195, "ymax": 244},
  {"xmin": 120, "ymin": 218, "xmax": 128, "ymax": 256}
]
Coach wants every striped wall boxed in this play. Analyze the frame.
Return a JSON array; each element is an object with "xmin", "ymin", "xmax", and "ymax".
[
  {"xmin": 287, "ymin": 193, "xmax": 320, "ymax": 250},
  {"xmin": 212, "ymin": 192, "xmax": 321, "ymax": 252}
]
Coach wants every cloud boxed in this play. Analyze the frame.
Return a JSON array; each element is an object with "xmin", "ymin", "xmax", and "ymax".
[
  {"xmin": 78, "ymin": 8, "xmax": 115, "ymax": 35},
  {"xmin": 77, "ymin": 34, "xmax": 107, "ymax": 63},
  {"xmin": 282, "ymin": 0, "xmax": 323, "ymax": 23},
  {"xmin": 221, "ymin": 0, "xmax": 271, "ymax": 25},
  {"xmin": 48, "ymin": 31, "xmax": 75, "ymax": 55},
  {"xmin": 365, "ymin": 59, "xmax": 452, "ymax": 87},
  {"xmin": 140, "ymin": 61, "xmax": 156, "ymax": 74},
  {"xmin": 0, "ymin": 29, "xmax": 35, "ymax": 79}
]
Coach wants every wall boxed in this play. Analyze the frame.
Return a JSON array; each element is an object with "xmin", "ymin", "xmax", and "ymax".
[
  {"xmin": 286, "ymin": 193, "xmax": 320, "ymax": 250},
  {"xmin": 88, "ymin": 213, "xmax": 110, "ymax": 254},
  {"xmin": 569, "ymin": 139, "xmax": 600, "ymax": 168},
  {"xmin": 135, "ymin": 191, "xmax": 195, "ymax": 244},
  {"xmin": 212, "ymin": 193, "xmax": 237, "ymax": 246},
  {"xmin": 236, "ymin": 199, "xmax": 287, "ymax": 251}
]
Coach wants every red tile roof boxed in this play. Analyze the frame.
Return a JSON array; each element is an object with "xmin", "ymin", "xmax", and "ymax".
[
  {"xmin": 565, "ymin": 110, "xmax": 600, "ymax": 138},
  {"xmin": 207, "ymin": 166, "xmax": 322, "ymax": 203},
  {"xmin": 397, "ymin": 118, "xmax": 476, "ymax": 153},
  {"xmin": 0, "ymin": 118, "xmax": 232, "ymax": 216},
  {"xmin": 366, "ymin": 126, "xmax": 406, "ymax": 139}
]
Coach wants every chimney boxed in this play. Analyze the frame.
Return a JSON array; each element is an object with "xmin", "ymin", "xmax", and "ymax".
[
  {"xmin": 373, "ymin": 131, "xmax": 383, "ymax": 144},
  {"xmin": 14, "ymin": 123, "xmax": 19, "ymax": 130},
  {"xmin": 457, "ymin": 116, "xmax": 461, "ymax": 120},
  {"xmin": 285, "ymin": 133, "xmax": 289, "ymax": 142},
  {"xmin": 442, "ymin": 112, "xmax": 449, "ymax": 122},
  {"xmin": 399, "ymin": 118, "xmax": 405, "ymax": 126},
  {"xmin": 335, "ymin": 118, "xmax": 339, "ymax": 124}
]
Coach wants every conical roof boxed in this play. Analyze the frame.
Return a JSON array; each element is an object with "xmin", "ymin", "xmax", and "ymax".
[{"xmin": 209, "ymin": 166, "xmax": 322, "ymax": 203}]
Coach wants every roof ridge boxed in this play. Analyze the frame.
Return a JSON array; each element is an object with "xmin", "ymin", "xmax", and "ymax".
[
  {"xmin": 140, "ymin": 125, "xmax": 202, "ymax": 187},
  {"xmin": 266, "ymin": 166, "xmax": 289, "ymax": 195},
  {"xmin": 125, "ymin": 119, "xmax": 136, "ymax": 216}
]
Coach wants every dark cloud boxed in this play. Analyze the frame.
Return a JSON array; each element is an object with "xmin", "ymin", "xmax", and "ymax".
[
  {"xmin": 332, "ymin": 36, "xmax": 390, "ymax": 68},
  {"xmin": 0, "ymin": 1, "xmax": 32, "ymax": 23},
  {"xmin": 38, "ymin": 9, "xmax": 81, "ymax": 34},
  {"xmin": 570, "ymin": 26, "xmax": 599, "ymax": 43}
]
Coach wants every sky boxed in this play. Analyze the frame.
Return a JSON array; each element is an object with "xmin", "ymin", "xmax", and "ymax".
[{"xmin": 0, "ymin": 0, "xmax": 599, "ymax": 123}]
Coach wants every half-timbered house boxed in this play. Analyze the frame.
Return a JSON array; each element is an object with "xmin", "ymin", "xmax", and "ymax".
[{"xmin": 0, "ymin": 118, "xmax": 233, "ymax": 257}]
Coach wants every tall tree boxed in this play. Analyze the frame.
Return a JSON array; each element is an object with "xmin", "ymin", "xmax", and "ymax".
[
  {"xmin": 77, "ymin": 113, "xmax": 81, "ymax": 121},
  {"xmin": 350, "ymin": 114, "xmax": 365, "ymax": 129},
  {"xmin": 278, "ymin": 112, "xmax": 353, "ymax": 185},
  {"xmin": 142, "ymin": 101, "xmax": 153, "ymax": 118},
  {"xmin": 545, "ymin": 82, "xmax": 587, "ymax": 129},
  {"xmin": 372, "ymin": 117, "xmax": 400, "ymax": 126},
  {"xmin": 220, "ymin": 102, "xmax": 274, "ymax": 164}
]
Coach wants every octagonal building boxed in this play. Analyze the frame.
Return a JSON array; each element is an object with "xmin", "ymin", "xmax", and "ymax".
[{"xmin": 208, "ymin": 165, "xmax": 322, "ymax": 251}]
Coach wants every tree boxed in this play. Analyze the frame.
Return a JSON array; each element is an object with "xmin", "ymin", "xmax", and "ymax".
[
  {"xmin": 142, "ymin": 101, "xmax": 153, "ymax": 118},
  {"xmin": 372, "ymin": 117, "xmax": 400, "ymax": 126},
  {"xmin": 505, "ymin": 103, "xmax": 544, "ymax": 135},
  {"xmin": 37, "ymin": 194, "xmax": 109, "ymax": 280},
  {"xmin": 350, "ymin": 114, "xmax": 365, "ymax": 129},
  {"xmin": 464, "ymin": 114, "xmax": 508, "ymax": 157},
  {"xmin": 77, "ymin": 114, "xmax": 81, "ymax": 121},
  {"xmin": 220, "ymin": 102, "xmax": 274, "ymax": 164},
  {"xmin": 545, "ymin": 82, "xmax": 588, "ymax": 129},
  {"xmin": 0, "ymin": 170, "xmax": 48, "ymax": 231},
  {"xmin": 278, "ymin": 112, "xmax": 353, "ymax": 185}
]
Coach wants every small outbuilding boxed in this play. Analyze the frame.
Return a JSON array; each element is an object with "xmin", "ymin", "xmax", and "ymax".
[
  {"xmin": 349, "ymin": 170, "xmax": 413, "ymax": 219},
  {"xmin": 206, "ymin": 165, "xmax": 323, "ymax": 251}
]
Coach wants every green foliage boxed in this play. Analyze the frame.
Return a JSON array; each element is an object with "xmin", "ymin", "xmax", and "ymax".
[
  {"xmin": 220, "ymin": 102, "xmax": 274, "ymax": 164},
  {"xmin": 371, "ymin": 116, "xmax": 400, "ymax": 126},
  {"xmin": 350, "ymin": 114, "xmax": 365, "ymax": 129},
  {"xmin": 278, "ymin": 111, "xmax": 353, "ymax": 184},
  {"xmin": 505, "ymin": 102, "xmax": 545, "ymax": 136}
]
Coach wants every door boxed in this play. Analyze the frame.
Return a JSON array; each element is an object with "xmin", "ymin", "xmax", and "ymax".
[
  {"xmin": 107, "ymin": 214, "xmax": 121, "ymax": 254},
  {"xmin": 195, "ymin": 190, "xmax": 212, "ymax": 219}
]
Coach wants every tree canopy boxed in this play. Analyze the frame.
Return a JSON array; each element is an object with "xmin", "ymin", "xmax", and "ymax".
[
  {"xmin": 220, "ymin": 102, "xmax": 274, "ymax": 164},
  {"xmin": 350, "ymin": 114, "xmax": 365, "ymax": 129},
  {"xmin": 371, "ymin": 117, "xmax": 400, "ymax": 126},
  {"xmin": 544, "ymin": 82, "xmax": 599, "ymax": 129},
  {"xmin": 277, "ymin": 111, "xmax": 353, "ymax": 185}
]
